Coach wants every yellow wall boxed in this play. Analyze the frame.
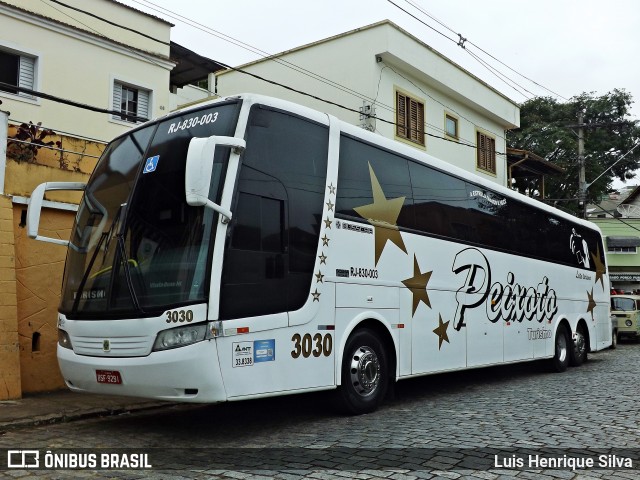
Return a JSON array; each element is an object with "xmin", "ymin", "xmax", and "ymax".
[
  {"xmin": 13, "ymin": 206, "xmax": 72, "ymax": 393},
  {"xmin": 1, "ymin": 129, "xmax": 100, "ymax": 397},
  {"xmin": 0, "ymin": 196, "xmax": 22, "ymax": 399}
]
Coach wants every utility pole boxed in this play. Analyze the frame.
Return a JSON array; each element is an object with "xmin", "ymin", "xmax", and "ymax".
[{"xmin": 577, "ymin": 111, "xmax": 586, "ymax": 219}]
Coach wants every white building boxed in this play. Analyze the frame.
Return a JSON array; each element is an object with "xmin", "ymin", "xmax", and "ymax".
[
  {"xmin": 216, "ymin": 20, "xmax": 520, "ymax": 186},
  {"xmin": 0, "ymin": 0, "xmax": 176, "ymax": 141}
]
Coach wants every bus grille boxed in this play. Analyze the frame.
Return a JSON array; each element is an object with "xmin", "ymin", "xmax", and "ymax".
[{"xmin": 71, "ymin": 336, "xmax": 153, "ymax": 357}]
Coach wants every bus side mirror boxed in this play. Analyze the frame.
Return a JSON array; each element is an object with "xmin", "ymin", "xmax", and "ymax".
[
  {"xmin": 185, "ymin": 135, "xmax": 245, "ymax": 224},
  {"xmin": 28, "ymin": 182, "xmax": 86, "ymax": 246}
]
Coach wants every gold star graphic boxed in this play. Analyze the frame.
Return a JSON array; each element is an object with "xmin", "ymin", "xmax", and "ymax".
[
  {"xmin": 315, "ymin": 271, "xmax": 324, "ymax": 283},
  {"xmin": 590, "ymin": 245, "xmax": 606, "ymax": 290},
  {"xmin": 353, "ymin": 162, "xmax": 407, "ymax": 265},
  {"xmin": 318, "ymin": 252, "xmax": 327, "ymax": 265},
  {"xmin": 328, "ymin": 183, "xmax": 336, "ymax": 195},
  {"xmin": 312, "ymin": 289, "xmax": 321, "ymax": 302},
  {"xmin": 433, "ymin": 314, "xmax": 450, "ymax": 350},
  {"xmin": 402, "ymin": 254, "xmax": 433, "ymax": 316},
  {"xmin": 586, "ymin": 288, "xmax": 596, "ymax": 321},
  {"xmin": 324, "ymin": 217, "xmax": 332, "ymax": 229},
  {"xmin": 322, "ymin": 234, "xmax": 330, "ymax": 246},
  {"xmin": 326, "ymin": 199, "xmax": 334, "ymax": 211}
]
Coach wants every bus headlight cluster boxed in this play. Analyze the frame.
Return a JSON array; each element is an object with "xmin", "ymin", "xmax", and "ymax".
[
  {"xmin": 58, "ymin": 330, "xmax": 73, "ymax": 350},
  {"xmin": 153, "ymin": 323, "xmax": 209, "ymax": 351}
]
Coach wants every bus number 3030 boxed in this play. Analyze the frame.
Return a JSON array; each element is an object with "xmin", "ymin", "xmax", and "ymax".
[{"xmin": 291, "ymin": 333, "xmax": 332, "ymax": 359}]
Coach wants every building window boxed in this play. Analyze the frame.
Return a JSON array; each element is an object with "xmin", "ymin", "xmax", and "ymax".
[
  {"xmin": 608, "ymin": 246, "xmax": 637, "ymax": 254},
  {"xmin": 112, "ymin": 81, "xmax": 150, "ymax": 123},
  {"xmin": 445, "ymin": 114, "xmax": 458, "ymax": 139},
  {"xmin": 476, "ymin": 131, "xmax": 496, "ymax": 174},
  {"xmin": 0, "ymin": 49, "xmax": 35, "ymax": 97},
  {"xmin": 396, "ymin": 91, "xmax": 425, "ymax": 146}
]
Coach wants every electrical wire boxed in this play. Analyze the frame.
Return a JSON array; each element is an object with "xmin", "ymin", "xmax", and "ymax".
[
  {"xmin": 388, "ymin": 0, "xmax": 569, "ymax": 101},
  {"xmin": 7, "ymin": 138, "xmax": 103, "ymax": 159},
  {"xmin": 8, "ymin": 118, "xmax": 109, "ymax": 143},
  {"xmin": 0, "ymin": 81, "xmax": 147, "ymax": 122}
]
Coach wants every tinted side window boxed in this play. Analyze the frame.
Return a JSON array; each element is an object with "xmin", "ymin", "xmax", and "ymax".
[
  {"xmin": 336, "ymin": 135, "xmax": 413, "ymax": 229},
  {"xmin": 408, "ymin": 161, "xmax": 468, "ymax": 238},
  {"xmin": 220, "ymin": 106, "xmax": 328, "ymax": 319}
]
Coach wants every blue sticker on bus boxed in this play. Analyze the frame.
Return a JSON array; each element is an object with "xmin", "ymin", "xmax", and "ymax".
[
  {"xmin": 143, "ymin": 155, "xmax": 159, "ymax": 174},
  {"xmin": 253, "ymin": 339, "xmax": 275, "ymax": 363}
]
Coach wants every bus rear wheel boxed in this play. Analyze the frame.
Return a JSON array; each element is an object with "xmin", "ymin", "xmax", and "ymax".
[
  {"xmin": 336, "ymin": 328, "xmax": 388, "ymax": 415},
  {"xmin": 570, "ymin": 324, "xmax": 588, "ymax": 366},
  {"xmin": 550, "ymin": 325, "xmax": 570, "ymax": 372}
]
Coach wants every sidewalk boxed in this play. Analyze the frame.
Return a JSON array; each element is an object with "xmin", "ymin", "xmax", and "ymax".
[{"xmin": 0, "ymin": 390, "xmax": 174, "ymax": 430}]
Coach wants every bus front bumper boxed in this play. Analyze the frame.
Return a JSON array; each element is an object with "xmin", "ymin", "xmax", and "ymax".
[{"xmin": 57, "ymin": 339, "xmax": 227, "ymax": 403}]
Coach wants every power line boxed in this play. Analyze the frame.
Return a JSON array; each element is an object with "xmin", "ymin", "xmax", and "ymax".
[
  {"xmin": 0, "ymin": 82, "xmax": 147, "ymax": 122},
  {"xmin": 389, "ymin": 0, "xmax": 569, "ymax": 101},
  {"xmin": 7, "ymin": 138, "xmax": 103, "ymax": 159}
]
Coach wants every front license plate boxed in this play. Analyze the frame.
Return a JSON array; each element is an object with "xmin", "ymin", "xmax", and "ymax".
[{"xmin": 96, "ymin": 370, "xmax": 122, "ymax": 385}]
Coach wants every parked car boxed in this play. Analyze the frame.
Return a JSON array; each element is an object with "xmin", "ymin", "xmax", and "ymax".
[{"xmin": 610, "ymin": 295, "xmax": 640, "ymax": 343}]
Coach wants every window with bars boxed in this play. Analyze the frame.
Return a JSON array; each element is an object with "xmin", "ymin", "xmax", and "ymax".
[
  {"xmin": 0, "ymin": 49, "xmax": 35, "ymax": 98},
  {"xmin": 396, "ymin": 91, "xmax": 425, "ymax": 146},
  {"xmin": 112, "ymin": 81, "xmax": 150, "ymax": 123},
  {"xmin": 476, "ymin": 131, "xmax": 496, "ymax": 174}
]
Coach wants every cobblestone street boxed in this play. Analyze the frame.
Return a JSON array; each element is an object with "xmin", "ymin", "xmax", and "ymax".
[{"xmin": 1, "ymin": 342, "xmax": 639, "ymax": 479}]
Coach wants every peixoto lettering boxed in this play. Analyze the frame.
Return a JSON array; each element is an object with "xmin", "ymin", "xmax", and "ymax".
[{"xmin": 452, "ymin": 248, "xmax": 558, "ymax": 331}]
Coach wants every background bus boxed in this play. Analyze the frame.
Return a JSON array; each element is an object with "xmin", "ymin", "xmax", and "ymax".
[{"xmin": 28, "ymin": 94, "xmax": 611, "ymax": 414}]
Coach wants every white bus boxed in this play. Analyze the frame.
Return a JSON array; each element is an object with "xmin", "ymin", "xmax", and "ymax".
[{"xmin": 28, "ymin": 94, "xmax": 611, "ymax": 414}]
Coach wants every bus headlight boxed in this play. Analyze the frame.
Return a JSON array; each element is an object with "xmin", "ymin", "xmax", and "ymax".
[
  {"xmin": 58, "ymin": 329, "xmax": 73, "ymax": 350},
  {"xmin": 153, "ymin": 323, "xmax": 209, "ymax": 351}
]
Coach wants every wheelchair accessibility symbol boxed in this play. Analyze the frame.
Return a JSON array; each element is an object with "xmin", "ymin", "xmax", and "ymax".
[{"xmin": 143, "ymin": 155, "xmax": 159, "ymax": 174}]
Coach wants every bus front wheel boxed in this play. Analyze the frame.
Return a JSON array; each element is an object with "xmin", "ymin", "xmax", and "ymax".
[
  {"xmin": 336, "ymin": 328, "xmax": 388, "ymax": 415},
  {"xmin": 550, "ymin": 325, "xmax": 570, "ymax": 372}
]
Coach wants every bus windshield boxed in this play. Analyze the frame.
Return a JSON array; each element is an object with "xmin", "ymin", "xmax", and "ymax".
[{"xmin": 60, "ymin": 101, "xmax": 241, "ymax": 318}]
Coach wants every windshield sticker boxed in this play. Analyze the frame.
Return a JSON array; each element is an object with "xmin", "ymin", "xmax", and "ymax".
[
  {"xmin": 167, "ymin": 112, "xmax": 219, "ymax": 134},
  {"xmin": 143, "ymin": 155, "xmax": 159, "ymax": 174},
  {"xmin": 254, "ymin": 339, "xmax": 275, "ymax": 363}
]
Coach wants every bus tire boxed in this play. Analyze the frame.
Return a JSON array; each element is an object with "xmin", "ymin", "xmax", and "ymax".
[
  {"xmin": 570, "ymin": 323, "xmax": 588, "ymax": 367},
  {"xmin": 336, "ymin": 328, "xmax": 388, "ymax": 415},
  {"xmin": 550, "ymin": 325, "xmax": 570, "ymax": 373}
]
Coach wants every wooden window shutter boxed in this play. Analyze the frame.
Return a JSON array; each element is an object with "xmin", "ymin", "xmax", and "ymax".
[
  {"xmin": 477, "ymin": 132, "xmax": 496, "ymax": 173},
  {"xmin": 409, "ymin": 99, "xmax": 424, "ymax": 145},
  {"xmin": 396, "ymin": 92, "xmax": 406, "ymax": 138}
]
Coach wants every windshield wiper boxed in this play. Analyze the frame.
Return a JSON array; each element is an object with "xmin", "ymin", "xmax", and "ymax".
[{"xmin": 116, "ymin": 231, "xmax": 144, "ymax": 314}]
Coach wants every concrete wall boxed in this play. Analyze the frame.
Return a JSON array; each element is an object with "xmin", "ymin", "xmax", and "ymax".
[
  {"xmin": 0, "ymin": 196, "xmax": 21, "ymax": 399},
  {"xmin": 0, "ymin": 0, "xmax": 173, "ymax": 398},
  {"xmin": 13, "ymin": 205, "xmax": 72, "ymax": 393}
]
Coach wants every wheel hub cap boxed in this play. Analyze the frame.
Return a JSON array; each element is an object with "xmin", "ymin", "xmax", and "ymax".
[{"xmin": 350, "ymin": 346, "xmax": 380, "ymax": 397}]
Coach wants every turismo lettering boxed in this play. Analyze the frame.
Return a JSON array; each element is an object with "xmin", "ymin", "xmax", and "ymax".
[{"xmin": 452, "ymin": 248, "xmax": 558, "ymax": 331}]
